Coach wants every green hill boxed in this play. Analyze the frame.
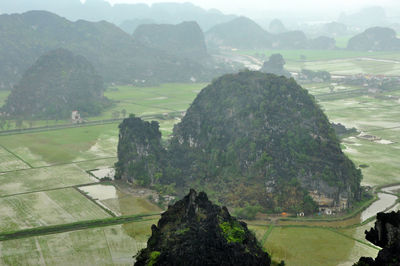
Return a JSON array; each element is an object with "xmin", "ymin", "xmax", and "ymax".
[
  {"xmin": 133, "ymin": 21, "xmax": 209, "ymax": 61},
  {"xmin": 205, "ymin": 16, "xmax": 273, "ymax": 49},
  {"xmin": 3, "ymin": 49, "xmax": 108, "ymax": 119},
  {"xmin": 115, "ymin": 71, "xmax": 362, "ymax": 214},
  {"xmin": 347, "ymin": 27, "xmax": 400, "ymax": 51}
]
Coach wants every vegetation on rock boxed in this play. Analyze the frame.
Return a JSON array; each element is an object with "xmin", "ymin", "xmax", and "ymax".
[
  {"xmin": 116, "ymin": 71, "xmax": 362, "ymax": 214},
  {"xmin": 260, "ymin": 54, "xmax": 291, "ymax": 78},
  {"xmin": 133, "ymin": 21, "xmax": 209, "ymax": 61},
  {"xmin": 347, "ymin": 27, "xmax": 400, "ymax": 51},
  {"xmin": 134, "ymin": 189, "xmax": 271, "ymax": 265},
  {"xmin": 3, "ymin": 48, "xmax": 108, "ymax": 119}
]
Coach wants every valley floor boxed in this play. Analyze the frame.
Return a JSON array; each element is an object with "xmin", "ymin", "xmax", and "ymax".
[{"xmin": 0, "ymin": 77, "xmax": 399, "ymax": 265}]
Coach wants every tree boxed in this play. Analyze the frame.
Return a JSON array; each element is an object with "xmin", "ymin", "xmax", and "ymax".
[{"xmin": 121, "ymin": 109, "xmax": 127, "ymax": 118}]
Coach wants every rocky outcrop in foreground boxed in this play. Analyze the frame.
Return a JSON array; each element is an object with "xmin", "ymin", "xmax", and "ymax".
[
  {"xmin": 355, "ymin": 211, "xmax": 400, "ymax": 265},
  {"xmin": 134, "ymin": 189, "xmax": 271, "ymax": 266}
]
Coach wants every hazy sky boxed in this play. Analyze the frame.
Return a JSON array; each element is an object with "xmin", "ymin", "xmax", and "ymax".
[{"xmin": 101, "ymin": 0, "xmax": 400, "ymax": 18}]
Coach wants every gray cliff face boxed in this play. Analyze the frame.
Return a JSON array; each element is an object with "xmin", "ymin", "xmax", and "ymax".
[{"xmin": 355, "ymin": 211, "xmax": 400, "ymax": 265}]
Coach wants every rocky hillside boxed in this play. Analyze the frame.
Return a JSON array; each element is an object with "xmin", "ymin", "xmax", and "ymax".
[
  {"xmin": 114, "ymin": 115, "xmax": 166, "ymax": 185},
  {"xmin": 347, "ymin": 27, "xmax": 400, "ymax": 51},
  {"xmin": 3, "ymin": 48, "xmax": 107, "ymax": 119},
  {"xmin": 205, "ymin": 16, "xmax": 273, "ymax": 49},
  {"xmin": 134, "ymin": 189, "xmax": 271, "ymax": 265},
  {"xmin": 133, "ymin": 21, "xmax": 209, "ymax": 61},
  {"xmin": 116, "ymin": 71, "xmax": 362, "ymax": 214},
  {"xmin": 355, "ymin": 211, "xmax": 400, "ymax": 265},
  {"xmin": 0, "ymin": 10, "xmax": 215, "ymax": 89},
  {"xmin": 260, "ymin": 54, "xmax": 291, "ymax": 78}
]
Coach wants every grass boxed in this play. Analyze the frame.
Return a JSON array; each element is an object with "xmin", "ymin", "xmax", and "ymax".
[
  {"xmin": 0, "ymin": 146, "xmax": 30, "ymax": 172},
  {"xmin": 0, "ymin": 124, "xmax": 118, "ymax": 167},
  {"xmin": 0, "ymin": 188, "xmax": 111, "ymax": 233},
  {"xmin": 0, "ymin": 218, "xmax": 158, "ymax": 266},
  {"xmin": 96, "ymin": 83, "xmax": 205, "ymax": 120},
  {"xmin": 0, "ymin": 164, "xmax": 97, "ymax": 197},
  {"xmin": 264, "ymin": 226, "xmax": 378, "ymax": 266},
  {"xmin": 75, "ymin": 158, "xmax": 116, "ymax": 171},
  {"xmin": 100, "ymin": 191, "xmax": 162, "ymax": 216},
  {"xmin": 307, "ymin": 87, "xmax": 400, "ymax": 187}
]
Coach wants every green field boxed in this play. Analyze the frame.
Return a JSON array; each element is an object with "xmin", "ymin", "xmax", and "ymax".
[
  {"xmin": 0, "ymin": 164, "xmax": 97, "ymax": 197},
  {"xmin": 304, "ymin": 84, "xmax": 400, "ymax": 186},
  {"xmin": 0, "ymin": 124, "xmax": 118, "ymax": 167},
  {"xmin": 0, "ymin": 188, "xmax": 110, "ymax": 233},
  {"xmin": 75, "ymin": 158, "xmax": 117, "ymax": 171},
  {"xmin": 78, "ymin": 184, "xmax": 162, "ymax": 216},
  {"xmin": 264, "ymin": 227, "xmax": 378, "ymax": 266},
  {"xmin": 0, "ymin": 146, "xmax": 30, "ymax": 172},
  {"xmin": 0, "ymin": 219, "xmax": 157, "ymax": 266},
  {"xmin": 96, "ymin": 83, "xmax": 206, "ymax": 120}
]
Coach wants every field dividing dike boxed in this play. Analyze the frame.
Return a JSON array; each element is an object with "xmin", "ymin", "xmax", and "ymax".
[
  {"xmin": 0, "ymin": 143, "xmax": 33, "ymax": 168},
  {"xmin": 0, "ymin": 112, "xmax": 177, "ymax": 137},
  {"xmin": 0, "ymin": 182, "xmax": 98, "ymax": 199},
  {"xmin": 260, "ymin": 224, "xmax": 274, "ymax": 246},
  {"xmin": 327, "ymin": 228, "xmax": 381, "ymax": 251},
  {"xmin": 0, "ymin": 213, "xmax": 160, "ymax": 242}
]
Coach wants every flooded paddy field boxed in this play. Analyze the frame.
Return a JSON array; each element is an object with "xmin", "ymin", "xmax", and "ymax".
[
  {"xmin": 0, "ymin": 188, "xmax": 110, "ymax": 233},
  {"xmin": 0, "ymin": 219, "xmax": 158, "ymax": 266},
  {"xmin": 0, "ymin": 164, "xmax": 97, "ymax": 196}
]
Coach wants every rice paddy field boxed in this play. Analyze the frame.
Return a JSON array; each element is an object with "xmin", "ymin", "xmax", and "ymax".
[
  {"xmin": 0, "ymin": 71, "xmax": 399, "ymax": 265},
  {"xmin": 237, "ymin": 49, "xmax": 400, "ymax": 76},
  {"xmin": 0, "ymin": 188, "xmax": 111, "ymax": 233}
]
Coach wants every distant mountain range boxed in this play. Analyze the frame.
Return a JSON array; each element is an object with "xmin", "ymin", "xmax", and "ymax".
[
  {"xmin": 0, "ymin": 0, "xmax": 236, "ymax": 31},
  {"xmin": 0, "ymin": 10, "xmax": 226, "ymax": 90},
  {"xmin": 205, "ymin": 16, "xmax": 336, "ymax": 50},
  {"xmin": 347, "ymin": 27, "xmax": 400, "ymax": 51}
]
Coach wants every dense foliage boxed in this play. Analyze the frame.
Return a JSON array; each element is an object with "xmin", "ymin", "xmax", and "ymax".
[
  {"xmin": 135, "ymin": 189, "xmax": 271, "ymax": 266},
  {"xmin": 3, "ymin": 48, "xmax": 108, "ymax": 119},
  {"xmin": 260, "ymin": 54, "xmax": 291, "ymax": 78},
  {"xmin": 347, "ymin": 27, "xmax": 400, "ymax": 51},
  {"xmin": 116, "ymin": 71, "xmax": 362, "ymax": 213},
  {"xmin": 114, "ymin": 115, "xmax": 166, "ymax": 186},
  {"xmin": 206, "ymin": 16, "xmax": 273, "ymax": 49}
]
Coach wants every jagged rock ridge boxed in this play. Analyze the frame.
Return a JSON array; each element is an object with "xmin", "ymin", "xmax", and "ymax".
[
  {"xmin": 134, "ymin": 189, "xmax": 271, "ymax": 266},
  {"xmin": 355, "ymin": 211, "xmax": 400, "ymax": 265}
]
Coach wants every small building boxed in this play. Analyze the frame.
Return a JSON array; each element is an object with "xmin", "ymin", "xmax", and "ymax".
[{"xmin": 71, "ymin": 110, "xmax": 83, "ymax": 124}]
